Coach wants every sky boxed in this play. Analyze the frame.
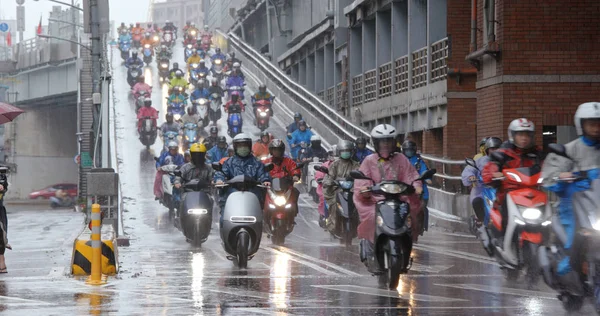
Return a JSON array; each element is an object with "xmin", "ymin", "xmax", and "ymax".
[{"xmin": 0, "ymin": 0, "xmax": 149, "ymax": 40}]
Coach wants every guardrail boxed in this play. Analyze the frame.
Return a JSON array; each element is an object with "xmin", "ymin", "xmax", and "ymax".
[
  {"xmin": 221, "ymin": 30, "xmax": 466, "ymax": 191},
  {"xmin": 221, "ymin": 30, "xmax": 371, "ymax": 142}
]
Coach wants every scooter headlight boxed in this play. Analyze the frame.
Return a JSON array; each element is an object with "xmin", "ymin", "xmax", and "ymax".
[
  {"xmin": 259, "ymin": 112, "xmax": 267, "ymax": 117},
  {"xmin": 198, "ymin": 99, "xmax": 207, "ymax": 105},
  {"xmin": 153, "ymin": 36, "xmax": 159, "ymax": 41},
  {"xmin": 192, "ymin": 63, "xmax": 199, "ymax": 68},
  {"xmin": 187, "ymin": 44, "xmax": 192, "ymax": 49},
  {"xmin": 338, "ymin": 181, "xmax": 354, "ymax": 190},
  {"xmin": 215, "ymin": 59, "xmax": 222, "ymax": 65},
  {"xmin": 173, "ymin": 114, "xmax": 181, "ymax": 121},
  {"xmin": 274, "ymin": 195, "xmax": 287, "ymax": 206},
  {"xmin": 187, "ymin": 208, "xmax": 208, "ymax": 215},
  {"xmin": 376, "ymin": 216, "xmax": 384, "ymax": 227},
  {"xmin": 144, "ymin": 44, "xmax": 150, "ymax": 48},
  {"xmin": 521, "ymin": 208, "xmax": 542, "ymax": 220},
  {"xmin": 592, "ymin": 220, "xmax": 600, "ymax": 231},
  {"xmin": 161, "ymin": 63, "xmax": 168, "ymax": 68},
  {"xmin": 381, "ymin": 183, "xmax": 406, "ymax": 194}
]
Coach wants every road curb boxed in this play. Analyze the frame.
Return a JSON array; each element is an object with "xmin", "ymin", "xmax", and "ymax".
[{"xmin": 428, "ymin": 208, "xmax": 470, "ymax": 233}]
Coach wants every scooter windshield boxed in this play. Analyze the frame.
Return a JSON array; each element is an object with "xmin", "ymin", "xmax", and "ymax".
[{"xmin": 272, "ymin": 177, "xmax": 292, "ymax": 193}]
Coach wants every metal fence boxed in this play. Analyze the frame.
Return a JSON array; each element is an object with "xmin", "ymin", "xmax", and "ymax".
[
  {"xmin": 363, "ymin": 69, "xmax": 377, "ymax": 103},
  {"xmin": 411, "ymin": 47, "xmax": 428, "ymax": 89},
  {"xmin": 394, "ymin": 55, "xmax": 409, "ymax": 93},
  {"xmin": 351, "ymin": 74, "xmax": 363, "ymax": 106},
  {"xmin": 431, "ymin": 37, "xmax": 449, "ymax": 83},
  {"xmin": 378, "ymin": 62, "xmax": 392, "ymax": 98}
]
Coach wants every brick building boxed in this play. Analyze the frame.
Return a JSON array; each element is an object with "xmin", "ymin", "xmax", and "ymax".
[{"xmin": 470, "ymin": 0, "xmax": 600, "ymax": 151}]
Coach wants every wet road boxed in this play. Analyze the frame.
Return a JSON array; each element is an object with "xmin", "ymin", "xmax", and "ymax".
[{"xmin": 0, "ymin": 44, "xmax": 591, "ymax": 315}]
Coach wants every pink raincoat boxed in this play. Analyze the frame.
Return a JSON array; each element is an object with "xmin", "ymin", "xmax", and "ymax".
[
  {"xmin": 353, "ymin": 153, "xmax": 423, "ymax": 243},
  {"xmin": 315, "ymin": 160, "xmax": 333, "ymax": 216},
  {"xmin": 132, "ymin": 82, "xmax": 152, "ymax": 97}
]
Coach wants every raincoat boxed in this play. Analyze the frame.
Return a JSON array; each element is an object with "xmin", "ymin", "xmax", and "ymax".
[
  {"xmin": 224, "ymin": 100, "xmax": 245, "ymax": 113},
  {"xmin": 167, "ymin": 93, "xmax": 187, "ymax": 104},
  {"xmin": 407, "ymin": 155, "xmax": 429, "ymax": 200},
  {"xmin": 542, "ymin": 136, "xmax": 600, "ymax": 275},
  {"xmin": 125, "ymin": 57, "xmax": 143, "ymax": 68},
  {"xmin": 214, "ymin": 155, "xmax": 272, "ymax": 210},
  {"xmin": 160, "ymin": 122, "xmax": 180, "ymax": 135},
  {"xmin": 207, "ymin": 146, "xmax": 228, "ymax": 163},
  {"xmin": 353, "ymin": 148, "xmax": 373, "ymax": 163},
  {"xmin": 186, "ymin": 55, "xmax": 202, "ymax": 65},
  {"xmin": 316, "ymin": 160, "xmax": 334, "ymax": 216},
  {"xmin": 169, "ymin": 78, "xmax": 188, "ymax": 90},
  {"xmin": 264, "ymin": 157, "xmax": 301, "ymax": 179},
  {"xmin": 461, "ymin": 156, "xmax": 490, "ymax": 204},
  {"xmin": 252, "ymin": 141, "xmax": 270, "ymax": 158},
  {"xmin": 174, "ymin": 163, "xmax": 213, "ymax": 187},
  {"xmin": 290, "ymin": 129, "xmax": 313, "ymax": 160},
  {"xmin": 191, "ymin": 88, "xmax": 210, "ymax": 101},
  {"xmin": 140, "ymin": 37, "xmax": 154, "ymax": 48},
  {"xmin": 153, "ymin": 153, "xmax": 185, "ymax": 199},
  {"xmin": 132, "ymin": 82, "xmax": 152, "ymax": 96},
  {"xmin": 211, "ymin": 53, "xmax": 226, "ymax": 62},
  {"xmin": 287, "ymin": 122, "xmax": 300, "ymax": 135},
  {"xmin": 323, "ymin": 158, "xmax": 360, "ymax": 228},
  {"xmin": 136, "ymin": 107, "xmax": 158, "ymax": 130},
  {"xmin": 353, "ymin": 153, "xmax": 422, "ymax": 243},
  {"xmin": 301, "ymin": 145, "xmax": 329, "ymax": 161},
  {"xmin": 181, "ymin": 113, "xmax": 200, "ymax": 125},
  {"xmin": 119, "ymin": 34, "xmax": 132, "ymax": 43},
  {"xmin": 251, "ymin": 92, "xmax": 273, "ymax": 103},
  {"xmin": 226, "ymin": 75, "xmax": 245, "ymax": 88}
]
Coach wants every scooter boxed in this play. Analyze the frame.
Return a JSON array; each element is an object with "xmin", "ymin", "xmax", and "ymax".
[
  {"xmin": 158, "ymin": 57, "xmax": 170, "ymax": 83},
  {"xmin": 465, "ymin": 158, "xmax": 497, "ymax": 238},
  {"xmin": 156, "ymin": 162, "xmax": 178, "ymax": 219},
  {"xmin": 226, "ymin": 85, "xmax": 245, "ymax": 100},
  {"xmin": 182, "ymin": 122, "xmax": 199, "ymax": 151},
  {"xmin": 254, "ymin": 99, "xmax": 272, "ymax": 131},
  {"xmin": 161, "ymin": 30, "xmax": 174, "ymax": 47},
  {"xmin": 213, "ymin": 163, "xmax": 274, "ymax": 268},
  {"xmin": 138, "ymin": 116, "xmax": 158, "ymax": 149},
  {"xmin": 264, "ymin": 175, "xmax": 299, "ymax": 245},
  {"xmin": 175, "ymin": 176, "xmax": 213, "ymax": 246},
  {"xmin": 142, "ymin": 43, "xmax": 154, "ymax": 64},
  {"xmin": 211, "ymin": 58, "xmax": 225, "ymax": 82},
  {"xmin": 166, "ymin": 92, "xmax": 187, "ymax": 122},
  {"xmin": 119, "ymin": 40, "xmax": 131, "ymax": 60},
  {"xmin": 226, "ymin": 103, "xmax": 243, "ymax": 138},
  {"xmin": 315, "ymin": 165, "xmax": 359, "ymax": 247},
  {"xmin": 538, "ymin": 143, "xmax": 600, "ymax": 313},
  {"xmin": 184, "ymin": 43, "xmax": 194, "ymax": 61},
  {"xmin": 188, "ymin": 63, "xmax": 202, "ymax": 83},
  {"xmin": 127, "ymin": 64, "xmax": 144, "ymax": 87},
  {"xmin": 132, "ymin": 32, "xmax": 142, "ymax": 49},
  {"xmin": 161, "ymin": 131, "xmax": 179, "ymax": 155},
  {"xmin": 193, "ymin": 98, "xmax": 210, "ymax": 127},
  {"xmin": 482, "ymin": 151, "xmax": 551, "ymax": 282},
  {"xmin": 305, "ymin": 156, "xmax": 324, "ymax": 200},
  {"xmin": 134, "ymin": 90, "xmax": 151, "ymax": 111},
  {"xmin": 208, "ymin": 93, "xmax": 222, "ymax": 125},
  {"xmin": 350, "ymin": 168, "xmax": 436, "ymax": 289}
]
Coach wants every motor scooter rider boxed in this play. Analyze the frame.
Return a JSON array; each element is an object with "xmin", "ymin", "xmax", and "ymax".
[
  {"xmin": 168, "ymin": 62, "xmax": 180, "ymax": 79},
  {"xmin": 316, "ymin": 148, "xmax": 336, "ymax": 227},
  {"xmin": 196, "ymin": 60, "xmax": 210, "ymax": 77},
  {"xmin": 353, "ymin": 137, "xmax": 373, "ymax": 163},
  {"xmin": 402, "ymin": 140, "xmax": 433, "ymax": 235},
  {"xmin": 186, "ymin": 49, "xmax": 202, "ymax": 66},
  {"xmin": 190, "ymin": 79, "xmax": 210, "ymax": 102},
  {"xmin": 182, "ymin": 21, "xmax": 192, "ymax": 34},
  {"xmin": 181, "ymin": 106, "xmax": 200, "ymax": 125},
  {"xmin": 160, "ymin": 113, "xmax": 181, "ymax": 135},
  {"xmin": 173, "ymin": 143, "xmax": 214, "ymax": 217},
  {"xmin": 157, "ymin": 45, "xmax": 171, "ymax": 59},
  {"xmin": 203, "ymin": 126, "xmax": 219, "ymax": 150},
  {"xmin": 300, "ymin": 135, "xmax": 328, "ymax": 162},
  {"xmin": 118, "ymin": 29, "xmax": 132, "ymax": 45},
  {"xmin": 482, "ymin": 118, "xmax": 546, "ymax": 234},
  {"xmin": 461, "ymin": 137, "xmax": 501, "ymax": 238},
  {"xmin": 140, "ymin": 32, "xmax": 154, "ymax": 48},
  {"xmin": 474, "ymin": 137, "xmax": 490, "ymax": 160},
  {"xmin": 117, "ymin": 22, "xmax": 128, "ymax": 34},
  {"xmin": 290, "ymin": 120, "xmax": 313, "ymax": 160},
  {"xmin": 168, "ymin": 70, "xmax": 189, "ymax": 94},
  {"xmin": 162, "ymin": 20, "xmax": 177, "ymax": 35},
  {"xmin": 224, "ymin": 92, "xmax": 245, "ymax": 113},
  {"xmin": 207, "ymin": 137, "xmax": 228, "ymax": 163},
  {"xmin": 323, "ymin": 140, "xmax": 360, "ymax": 231},
  {"xmin": 136, "ymin": 99, "xmax": 159, "ymax": 133},
  {"xmin": 145, "ymin": 23, "xmax": 154, "ymax": 34},
  {"xmin": 184, "ymin": 150, "xmax": 191, "ymax": 163},
  {"xmin": 229, "ymin": 62, "xmax": 245, "ymax": 80},
  {"xmin": 287, "ymin": 113, "xmax": 303, "ymax": 138},
  {"xmin": 131, "ymin": 22, "xmax": 144, "ymax": 37},
  {"xmin": 156, "ymin": 141, "xmax": 185, "ymax": 169},
  {"xmin": 541, "ymin": 102, "xmax": 600, "ymax": 279},
  {"xmin": 353, "ymin": 124, "xmax": 423, "ymax": 273},
  {"xmin": 228, "ymin": 52, "xmax": 241, "ymax": 65},
  {"xmin": 264, "ymin": 139, "xmax": 301, "ymax": 216},
  {"xmin": 132, "ymin": 75, "xmax": 152, "ymax": 97},
  {"xmin": 125, "ymin": 51, "xmax": 143, "ymax": 69},
  {"xmin": 211, "ymin": 48, "xmax": 226, "ymax": 62},
  {"xmin": 251, "ymin": 83, "xmax": 275, "ymax": 117},
  {"xmin": 208, "ymin": 78, "xmax": 224, "ymax": 97},
  {"xmin": 252, "ymin": 132, "xmax": 272, "ymax": 158},
  {"xmin": 219, "ymin": 145, "xmax": 235, "ymax": 164},
  {"xmin": 214, "ymin": 134, "xmax": 271, "ymax": 224}
]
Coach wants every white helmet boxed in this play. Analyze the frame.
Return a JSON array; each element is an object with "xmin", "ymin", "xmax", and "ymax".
[
  {"xmin": 574, "ymin": 102, "xmax": 600, "ymax": 136},
  {"xmin": 232, "ymin": 133, "xmax": 252, "ymax": 144},
  {"xmin": 165, "ymin": 20, "xmax": 170, "ymax": 24},
  {"xmin": 204, "ymin": 25, "xmax": 209, "ymax": 30},
  {"xmin": 310, "ymin": 135, "xmax": 321, "ymax": 142},
  {"xmin": 507, "ymin": 118, "xmax": 535, "ymax": 148},
  {"xmin": 233, "ymin": 62, "xmax": 241, "ymax": 68},
  {"xmin": 370, "ymin": 124, "xmax": 397, "ymax": 140}
]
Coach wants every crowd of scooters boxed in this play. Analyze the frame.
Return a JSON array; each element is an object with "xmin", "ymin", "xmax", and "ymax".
[{"xmin": 116, "ymin": 21, "xmax": 600, "ymax": 313}]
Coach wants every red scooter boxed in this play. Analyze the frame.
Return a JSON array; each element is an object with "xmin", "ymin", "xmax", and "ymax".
[
  {"xmin": 264, "ymin": 176, "xmax": 299, "ymax": 245},
  {"xmin": 254, "ymin": 99, "xmax": 272, "ymax": 131}
]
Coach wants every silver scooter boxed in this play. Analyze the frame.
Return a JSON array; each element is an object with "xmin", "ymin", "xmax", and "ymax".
[{"xmin": 213, "ymin": 163, "xmax": 273, "ymax": 268}]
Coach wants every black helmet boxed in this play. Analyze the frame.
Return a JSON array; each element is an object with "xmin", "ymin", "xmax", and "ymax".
[
  {"xmin": 132, "ymin": 51, "xmax": 138, "ymax": 58},
  {"xmin": 215, "ymin": 48, "xmax": 221, "ymax": 54},
  {"xmin": 480, "ymin": 137, "xmax": 490, "ymax": 146},
  {"xmin": 355, "ymin": 136, "xmax": 367, "ymax": 145},
  {"xmin": 210, "ymin": 126, "xmax": 218, "ymax": 135},
  {"xmin": 260, "ymin": 131, "xmax": 270, "ymax": 141},
  {"xmin": 173, "ymin": 62, "xmax": 179, "ymax": 69},
  {"xmin": 217, "ymin": 136, "xmax": 227, "ymax": 144},
  {"xmin": 258, "ymin": 83, "xmax": 267, "ymax": 93},
  {"xmin": 298, "ymin": 120, "xmax": 307, "ymax": 127},
  {"xmin": 144, "ymin": 99, "xmax": 152, "ymax": 107},
  {"xmin": 293, "ymin": 112, "xmax": 302, "ymax": 120},
  {"xmin": 166, "ymin": 113, "xmax": 173, "ymax": 121},
  {"xmin": 269, "ymin": 139, "xmax": 285, "ymax": 158},
  {"xmin": 401, "ymin": 140, "xmax": 417, "ymax": 158},
  {"xmin": 484, "ymin": 137, "xmax": 502, "ymax": 154}
]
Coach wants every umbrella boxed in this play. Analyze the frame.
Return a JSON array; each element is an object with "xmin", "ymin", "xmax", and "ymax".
[{"xmin": 0, "ymin": 102, "xmax": 24, "ymax": 124}]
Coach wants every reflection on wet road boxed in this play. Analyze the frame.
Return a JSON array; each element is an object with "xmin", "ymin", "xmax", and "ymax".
[{"xmin": 0, "ymin": 44, "xmax": 588, "ymax": 315}]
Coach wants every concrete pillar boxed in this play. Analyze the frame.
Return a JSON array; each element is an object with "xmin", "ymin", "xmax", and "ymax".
[
  {"xmin": 325, "ymin": 43, "xmax": 334, "ymax": 89},
  {"xmin": 349, "ymin": 27, "xmax": 362, "ymax": 77},
  {"xmin": 306, "ymin": 53, "xmax": 315, "ymax": 92},
  {"xmin": 291, "ymin": 63, "xmax": 299, "ymax": 82},
  {"xmin": 299, "ymin": 59, "xmax": 306, "ymax": 86},
  {"xmin": 362, "ymin": 20, "xmax": 376, "ymax": 71},
  {"xmin": 376, "ymin": 11, "xmax": 392, "ymax": 65},
  {"xmin": 315, "ymin": 48, "xmax": 325, "ymax": 94}
]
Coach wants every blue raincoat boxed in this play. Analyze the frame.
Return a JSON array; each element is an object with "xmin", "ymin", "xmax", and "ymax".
[
  {"xmin": 207, "ymin": 146, "xmax": 228, "ymax": 163},
  {"xmin": 156, "ymin": 151, "xmax": 185, "ymax": 169},
  {"xmin": 290, "ymin": 129, "xmax": 313, "ymax": 160}
]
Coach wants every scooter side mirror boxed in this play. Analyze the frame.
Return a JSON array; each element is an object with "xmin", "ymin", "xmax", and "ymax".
[
  {"xmin": 263, "ymin": 163, "xmax": 274, "ymax": 172},
  {"xmin": 490, "ymin": 151, "xmax": 507, "ymax": 163},
  {"xmin": 314, "ymin": 165, "xmax": 328, "ymax": 174},
  {"xmin": 349, "ymin": 170, "xmax": 371, "ymax": 180},
  {"xmin": 548, "ymin": 143, "xmax": 569, "ymax": 158},
  {"xmin": 211, "ymin": 162, "xmax": 222, "ymax": 171},
  {"xmin": 417, "ymin": 169, "xmax": 437, "ymax": 181},
  {"xmin": 294, "ymin": 162, "xmax": 305, "ymax": 170},
  {"xmin": 465, "ymin": 158, "xmax": 478, "ymax": 170}
]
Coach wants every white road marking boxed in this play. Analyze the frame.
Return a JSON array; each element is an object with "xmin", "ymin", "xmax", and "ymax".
[
  {"xmin": 262, "ymin": 247, "xmax": 340, "ymax": 276},
  {"xmin": 434, "ymin": 283, "xmax": 557, "ymax": 300},
  {"xmin": 271, "ymin": 245, "xmax": 363, "ymax": 277}
]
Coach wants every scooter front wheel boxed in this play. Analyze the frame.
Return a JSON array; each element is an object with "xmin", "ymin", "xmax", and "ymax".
[
  {"xmin": 378, "ymin": 252, "xmax": 401, "ymax": 290},
  {"xmin": 236, "ymin": 231, "xmax": 249, "ymax": 269}
]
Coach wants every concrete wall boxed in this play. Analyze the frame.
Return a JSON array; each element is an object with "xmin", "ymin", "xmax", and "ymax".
[
  {"xmin": 5, "ymin": 104, "xmax": 78, "ymax": 199},
  {"xmin": 206, "ymin": 0, "xmax": 246, "ymax": 31},
  {"xmin": 4, "ymin": 61, "xmax": 77, "ymax": 102},
  {"xmin": 290, "ymin": 0, "xmax": 331, "ymax": 41}
]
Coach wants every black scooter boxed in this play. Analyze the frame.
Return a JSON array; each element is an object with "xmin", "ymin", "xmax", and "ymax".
[
  {"xmin": 315, "ymin": 165, "xmax": 359, "ymax": 247},
  {"xmin": 176, "ymin": 176, "xmax": 213, "ymax": 247},
  {"xmin": 350, "ymin": 168, "xmax": 436, "ymax": 289}
]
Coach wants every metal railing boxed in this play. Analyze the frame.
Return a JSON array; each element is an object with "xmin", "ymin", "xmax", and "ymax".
[
  {"xmin": 378, "ymin": 62, "xmax": 392, "ymax": 98},
  {"xmin": 394, "ymin": 55, "xmax": 409, "ymax": 93},
  {"xmin": 411, "ymin": 47, "xmax": 428, "ymax": 89},
  {"xmin": 363, "ymin": 69, "xmax": 377, "ymax": 102},
  {"xmin": 431, "ymin": 37, "xmax": 449, "ymax": 83},
  {"xmin": 318, "ymin": 90, "xmax": 325, "ymax": 101},
  {"xmin": 420, "ymin": 154, "xmax": 468, "ymax": 193},
  {"xmin": 351, "ymin": 74, "xmax": 363, "ymax": 106},
  {"xmin": 222, "ymin": 30, "xmax": 371, "ymax": 142}
]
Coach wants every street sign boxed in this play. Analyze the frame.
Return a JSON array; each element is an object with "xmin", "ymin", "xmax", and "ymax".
[
  {"xmin": 17, "ymin": 6, "xmax": 25, "ymax": 32},
  {"xmin": 0, "ymin": 23, "xmax": 8, "ymax": 33}
]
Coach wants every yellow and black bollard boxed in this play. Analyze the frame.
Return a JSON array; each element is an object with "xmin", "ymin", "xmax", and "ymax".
[{"xmin": 86, "ymin": 204, "xmax": 107, "ymax": 285}]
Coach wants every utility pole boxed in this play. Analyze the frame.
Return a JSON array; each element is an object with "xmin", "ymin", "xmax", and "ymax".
[{"xmin": 89, "ymin": 0, "xmax": 102, "ymax": 166}]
